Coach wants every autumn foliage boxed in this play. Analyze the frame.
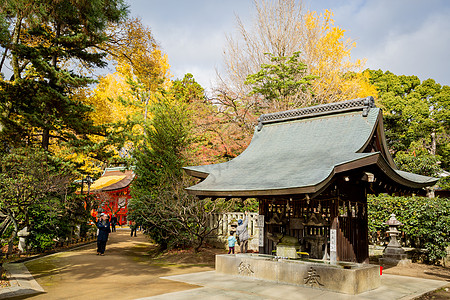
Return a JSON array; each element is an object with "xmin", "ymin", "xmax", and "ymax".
[{"xmin": 1, "ymin": 0, "xmax": 448, "ymax": 255}]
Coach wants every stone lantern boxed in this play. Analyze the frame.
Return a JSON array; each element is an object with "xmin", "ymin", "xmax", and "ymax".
[
  {"xmin": 18, "ymin": 226, "xmax": 30, "ymax": 253},
  {"xmin": 381, "ymin": 214, "xmax": 408, "ymax": 263}
]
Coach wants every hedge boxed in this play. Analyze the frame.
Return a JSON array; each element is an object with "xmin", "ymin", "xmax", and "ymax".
[{"xmin": 368, "ymin": 194, "xmax": 450, "ymax": 263}]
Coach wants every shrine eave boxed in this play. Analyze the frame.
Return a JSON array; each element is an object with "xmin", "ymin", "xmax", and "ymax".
[
  {"xmin": 90, "ymin": 168, "xmax": 135, "ymax": 192},
  {"xmin": 183, "ymin": 97, "xmax": 438, "ymax": 198},
  {"xmin": 184, "ymin": 153, "xmax": 437, "ymax": 198}
]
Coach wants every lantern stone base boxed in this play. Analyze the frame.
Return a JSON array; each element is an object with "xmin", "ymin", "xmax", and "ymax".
[
  {"xmin": 379, "ymin": 257, "xmax": 412, "ymax": 266},
  {"xmin": 216, "ymin": 254, "xmax": 381, "ymax": 295},
  {"xmin": 380, "ymin": 246, "xmax": 410, "ymax": 265},
  {"xmin": 383, "ymin": 246, "xmax": 407, "ymax": 260}
]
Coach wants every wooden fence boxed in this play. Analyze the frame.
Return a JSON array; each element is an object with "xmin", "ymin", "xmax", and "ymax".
[
  {"xmin": 210, "ymin": 212, "xmax": 258, "ymax": 237},
  {"xmin": 208, "ymin": 212, "xmax": 260, "ymax": 250}
]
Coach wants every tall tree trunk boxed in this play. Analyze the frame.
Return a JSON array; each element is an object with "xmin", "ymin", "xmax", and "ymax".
[
  {"xmin": 42, "ymin": 129, "xmax": 50, "ymax": 150},
  {"xmin": 42, "ymin": 23, "xmax": 61, "ymax": 150},
  {"xmin": 194, "ymin": 237, "xmax": 203, "ymax": 253},
  {"xmin": 426, "ymin": 129, "xmax": 437, "ymax": 198},
  {"xmin": 6, "ymin": 211, "xmax": 19, "ymax": 258},
  {"xmin": 0, "ymin": 48, "xmax": 8, "ymax": 74},
  {"xmin": 11, "ymin": 15, "xmax": 23, "ymax": 81},
  {"xmin": 430, "ymin": 130, "xmax": 437, "ymax": 156}
]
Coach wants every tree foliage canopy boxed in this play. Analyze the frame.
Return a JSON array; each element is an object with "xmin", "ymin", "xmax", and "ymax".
[
  {"xmin": 0, "ymin": 147, "xmax": 78, "ymax": 254},
  {"xmin": 0, "ymin": 0, "xmax": 129, "ymax": 253},
  {"xmin": 129, "ymin": 92, "xmax": 230, "ymax": 251},
  {"xmin": 368, "ymin": 69, "xmax": 450, "ymax": 178},
  {"xmin": 216, "ymin": 0, "xmax": 378, "ymax": 155},
  {"xmin": 0, "ymin": 0, "xmax": 128, "ymax": 155},
  {"xmin": 245, "ymin": 51, "xmax": 317, "ymax": 111}
]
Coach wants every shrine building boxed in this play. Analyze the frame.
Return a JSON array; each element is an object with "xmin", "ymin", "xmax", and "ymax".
[
  {"xmin": 184, "ymin": 97, "xmax": 438, "ymax": 263},
  {"xmin": 88, "ymin": 167, "xmax": 134, "ymax": 225}
]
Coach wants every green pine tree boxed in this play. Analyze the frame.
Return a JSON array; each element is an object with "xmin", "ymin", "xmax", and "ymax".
[{"xmin": 0, "ymin": 0, "xmax": 128, "ymax": 153}]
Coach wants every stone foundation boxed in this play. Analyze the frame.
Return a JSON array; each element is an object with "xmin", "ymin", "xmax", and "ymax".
[
  {"xmin": 380, "ymin": 245, "xmax": 410, "ymax": 265},
  {"xmin": 216, "ymin": 254, "xmax": 381, "ymax": 295}
]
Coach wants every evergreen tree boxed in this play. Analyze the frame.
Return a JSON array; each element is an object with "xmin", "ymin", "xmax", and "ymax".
[
  {"xmin": 245, "ymin": 51, "xmax": 317, "ymax": 112},
  {"xmin": 0, "ymin": 146, "xmax": 75, "ymax": 254},
  {"xmin": 129, "ymin": 96, "xmax": 192, "ymax": 249},
  {"xmin": 129, "ymin": 78, "xmax": 230, "ymax": 251},
  {"xmin": 0, "ymin": 0, "xmax": 128, "ymax": 153},
  {"xmin": 368, "ymin": 69, "xmax": 450, "ymax": 178}
]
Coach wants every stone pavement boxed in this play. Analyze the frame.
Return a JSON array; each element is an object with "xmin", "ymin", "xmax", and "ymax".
[
  {"xmin": 0, "ymin": 229, "xmax": 447, "ymax": 300},
  {"xmin": 137, "ymin": 270, "xmax": 448, "ymax": 300},
  {"xmin": 0, "ymin": 263, "xmax": 44, "ymax": 299}
]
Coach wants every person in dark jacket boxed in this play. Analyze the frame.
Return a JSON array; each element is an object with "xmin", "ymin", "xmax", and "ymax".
[
  {"xmin": 110, "ymin": 215, "xmax": 117, "ymax": 232},
  {"xmin": 130, "ymin": 221, "xmax": 137, "ymax": 237},
  {"xmin": 96, "ymin": 213, "xmax": 111, "ymax": 255}
]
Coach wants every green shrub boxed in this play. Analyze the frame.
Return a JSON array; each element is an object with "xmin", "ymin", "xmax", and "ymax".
[
  {"xmin": 229, "ymin": 198, "xmax": 259, "ymax": 212},
  {"xmin": 368, "ymin": 194, "xmax": 450, "ymax": 263}
]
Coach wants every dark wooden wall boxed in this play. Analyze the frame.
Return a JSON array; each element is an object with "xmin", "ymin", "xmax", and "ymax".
[{"xmin": 258, "ymin": 180, "xmax": 369, "ymax": 263}]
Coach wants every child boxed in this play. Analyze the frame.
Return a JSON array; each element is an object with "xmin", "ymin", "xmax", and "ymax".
[{"xmin": 227, "ymin": 231, "xmax": 237, "ymax": 254}]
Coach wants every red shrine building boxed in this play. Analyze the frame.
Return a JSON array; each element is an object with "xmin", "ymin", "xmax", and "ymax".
[{"xmin": 89, "ymin": 167, "xmax": 135, "ymax": 225}]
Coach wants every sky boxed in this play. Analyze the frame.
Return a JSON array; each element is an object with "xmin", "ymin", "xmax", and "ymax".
[{"xmin": 127, "ymin": 0, "xmax": 450, "ymax": 92}]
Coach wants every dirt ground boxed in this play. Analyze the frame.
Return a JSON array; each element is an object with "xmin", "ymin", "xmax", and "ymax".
[
  {"xmin": 21, "ymin": 230, "xmax": 217, "ymax": 300},
  {"xmin": 7, "ymin": 229, "xmax": 450, "ymax": 299},
  {"xmin": 380, "ymin": 261, "xmax": 450, "ymax": 300}
]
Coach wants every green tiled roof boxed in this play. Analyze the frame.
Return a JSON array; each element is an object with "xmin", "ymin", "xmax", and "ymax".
[{"xmin": 184, "ymin": 98, "xmax": 438, "ymax": 197}]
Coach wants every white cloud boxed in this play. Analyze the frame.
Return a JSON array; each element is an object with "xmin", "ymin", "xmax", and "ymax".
[
  {"xmin": 129, "ymin": 0, "xmax": 450, "ymax": 88},
  {"xmin": 367, "ymin": 13, "xmax": 450, "ymax": 84},
  {"xmin": 131, "ymin": 0, "xmax": 252, "ymax": 89},
  {"xmin": 315, "ymin": 0, "xmax": 450, "ymax": 85}
]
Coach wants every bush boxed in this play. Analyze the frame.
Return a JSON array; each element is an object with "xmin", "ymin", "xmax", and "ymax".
[
  {"xmin": 229, "ymin": 198, "xmax": 259, "ymax": 212},
  {"xmin": 368, "ymin": 194, "xmax": 450, "ymax": 263},
  {"xmin": 27, "ymin": 199, "xmax": 69, "ymax": 251}
]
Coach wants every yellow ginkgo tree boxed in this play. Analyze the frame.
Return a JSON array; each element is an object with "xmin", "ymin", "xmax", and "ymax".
[
  {"xmin": 66, "ymin": 17, "xmax": 172, "ymax": 175},
  {"xmin": 302, "ymin": 10, "xmax": 378, "ymax": 104}
]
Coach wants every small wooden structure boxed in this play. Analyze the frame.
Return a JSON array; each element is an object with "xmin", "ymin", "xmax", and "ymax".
[{"xmin": 184, "ymin": 97, "xmax": 437, "ymax": 263}]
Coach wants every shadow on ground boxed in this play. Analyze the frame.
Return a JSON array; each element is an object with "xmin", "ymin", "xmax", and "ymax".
[{"xmin": 21, "ymin": 230, "xmax": 214, "ymax": 300}]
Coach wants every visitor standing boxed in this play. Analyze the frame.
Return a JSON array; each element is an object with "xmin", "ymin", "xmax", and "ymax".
[
  {"xmin": 227, "ymin": 231, "xmax": 237, "ymax": 254},
  {"xmin": 130, "ymin": 221, "xmax": 137, "ymax": 237},
  {"xmin": 111, "ymin": 215, "xmax": 117, "ymax": 232},
  {"xmin": 236, "ymin": 211, "xmax": 249, "ymax": 253},
  {"xmin": 96, "ymin": 213, "xmax": 111, "ymax": 255}
]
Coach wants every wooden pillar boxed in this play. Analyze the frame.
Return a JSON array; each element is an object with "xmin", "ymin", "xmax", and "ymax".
[{"xmin": 359, "ymin": 186, "xmax": 369, "ymax": 263}]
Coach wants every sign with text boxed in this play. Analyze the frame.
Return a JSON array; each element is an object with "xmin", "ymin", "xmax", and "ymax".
[
  {"xmin": 330, "ymin": 229, "xmax": 337, "ymax": 252},
  {"xmin": 257, "ymin": 215, "xmax": 264, "ymax": 247}
]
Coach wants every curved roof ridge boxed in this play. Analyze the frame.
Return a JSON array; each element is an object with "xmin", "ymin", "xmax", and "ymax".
[{"xmin": 257, "ymin": 96, "xmax": 375, "ymax": 130}]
